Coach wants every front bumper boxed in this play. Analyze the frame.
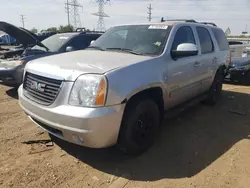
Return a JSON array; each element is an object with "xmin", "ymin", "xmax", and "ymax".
[
  {"xmin": 18, "ymin": 85, "xmax": 125, "ymax": 148},
  {"xmin": 0, "ymin": 66, "xmax": 24, "ymax": 85},
  {"xmin": 225, "ymin": 68, "xmax": 247, "ymax": 81}
]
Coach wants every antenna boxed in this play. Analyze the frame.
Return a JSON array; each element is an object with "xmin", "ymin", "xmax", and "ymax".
[
  {"xmin": 92, "ymin": 0, "xmax": 110, "ymax": 32},
  {"xmin": 65, "ymin": 0, "xmax": 83, "ymax": 29},
  {"xmin": 147, "ymin": 4, "xmax": 152, "ymax": 22}
]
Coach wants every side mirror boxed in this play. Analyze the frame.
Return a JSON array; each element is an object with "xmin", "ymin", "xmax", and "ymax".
[
  {"xmin": 171, "ymin": 43, "xmax": 198, "ymax": 59},
  {"xmin": 66, "ymin": 46, "xmax": 74, "ymax": 52},
  {"xmin": 90, "ymin": 40, "xmax": 95, "ymax": 45}
]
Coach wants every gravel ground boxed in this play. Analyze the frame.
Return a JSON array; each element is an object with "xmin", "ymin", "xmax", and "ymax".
[{"xmin": 0, "ymin": 83, "xmax": 250, "ymax": 188}]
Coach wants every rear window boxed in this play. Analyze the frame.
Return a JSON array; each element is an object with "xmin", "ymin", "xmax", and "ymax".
[
  {"xmin": 196, "ymin": 27, "xmax": 214, "ymax": 54},
  {"xmin": 212, "ymin": 28, "xmax": 229, "ymax": 51}
]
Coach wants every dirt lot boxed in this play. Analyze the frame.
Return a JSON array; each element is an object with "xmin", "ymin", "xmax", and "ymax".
[{"xmin": 0, "ymin": 83, "xmax": 250, "ymax": 188}]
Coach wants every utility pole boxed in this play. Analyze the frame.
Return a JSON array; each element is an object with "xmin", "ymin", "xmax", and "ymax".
[
  {"xmin": 20, "ymin": 15, "xmax": 25, "ymax": 28},
  {"xmin": 65, "ymin": 0, "xmax": 83, "ymax": 29},
  {"xmin": 92, "ymin": 0, "xmax": 110, "ymax": 32},
  {"xmin": 147, "ymin": 4, "xmax": 152, "ymax": 22}
]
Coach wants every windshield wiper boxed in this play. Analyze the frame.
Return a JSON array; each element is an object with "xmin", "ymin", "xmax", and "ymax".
[
  {"xmin": 105, "ymin": 48, "xmax": 143, "ymax": 55},
  {"xmin": 87, "ymin": 46, "xmax": 105, "ymax": 51}
]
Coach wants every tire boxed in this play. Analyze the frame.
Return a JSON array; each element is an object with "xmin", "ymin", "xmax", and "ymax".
[
  {"xmin": 241, "ymin": 71, "xmax": 250, "ymax": 86},
  {"xmin": 204, "ymin": 71, "xmax": 223, "ymax": 105},
  {"xmin": 117, "ymin": 97, "xmax": 160, "ymax": 155}
]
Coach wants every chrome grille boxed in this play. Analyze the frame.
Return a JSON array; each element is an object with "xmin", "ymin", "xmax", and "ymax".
[{"xmin": 23, "ymin": 72, "xmax": 62, "ymax": 105}]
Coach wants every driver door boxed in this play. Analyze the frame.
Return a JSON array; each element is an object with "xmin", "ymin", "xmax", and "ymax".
[{"xmin": 166, "ymin": 26, "xmax": 199, "ymax": 108}]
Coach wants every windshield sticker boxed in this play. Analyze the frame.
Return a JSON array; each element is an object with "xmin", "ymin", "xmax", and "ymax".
[
  {"xmin": 148, "ymin": 25, "xmax": 168, "ymax": 30},
  {"xmin": 59, "ymin": 36, "xmax": 69, "ymax": 40},
  {"xmin": 154, "ymin": 41, "xmax": 162, "ymax": 46}
]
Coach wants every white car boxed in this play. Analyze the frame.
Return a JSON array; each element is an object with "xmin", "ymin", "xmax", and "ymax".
[{"xmin": 18, "ymin": 19, "xmax": 230, "ymax": 155}]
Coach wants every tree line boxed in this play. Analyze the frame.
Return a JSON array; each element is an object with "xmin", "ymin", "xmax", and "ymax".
[{"xmin": 30, "ymin": 25, "xmax": 89, "ymax": 34}]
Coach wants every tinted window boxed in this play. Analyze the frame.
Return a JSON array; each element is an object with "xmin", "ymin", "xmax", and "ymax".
[
  {"xmin": 67, "ymin": 36, "xmax": 89, "ymax": 50},
  {"xmin": 197, "ymin": 27, "xmax": 214, "ymax": 54},
  {"xmin": 68, "ymin": 34, "xmax": 101, "ymax": 51},
  {"xmin": 91, "ymin": 25, "xmax": 171, "ymax": 55},
  {"xmin": 212, "ymin": 28, "xmax": 229, "ymax": 51},
  {"xmin": 172, "ymin": 26, "xmax": 196, "ymax": 50}
]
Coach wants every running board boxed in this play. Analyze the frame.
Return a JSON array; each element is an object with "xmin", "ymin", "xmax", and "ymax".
[{"xmin": 164, "ymin": 93, "xmax": 208, "ymax": 119}]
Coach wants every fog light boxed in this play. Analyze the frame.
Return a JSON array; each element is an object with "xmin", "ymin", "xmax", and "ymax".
[{"xmin": 72, "ymin": 135, "xmax": 84, "ymax": 144}]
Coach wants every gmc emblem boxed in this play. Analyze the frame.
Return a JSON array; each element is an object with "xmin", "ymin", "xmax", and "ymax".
[{"xmin": 30, "ymin": 80, "xmax": 46, "ymax": 92}]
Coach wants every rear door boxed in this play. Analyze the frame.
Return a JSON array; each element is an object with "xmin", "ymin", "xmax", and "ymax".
[{"xmin": 194, "ymin": 26, "xmax": 215, "ymax": 93}]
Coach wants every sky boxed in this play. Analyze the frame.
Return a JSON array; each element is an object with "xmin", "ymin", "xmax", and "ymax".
[{"xmin": 0, "ymin": 0, "xmax": 250, "ymax": 35}]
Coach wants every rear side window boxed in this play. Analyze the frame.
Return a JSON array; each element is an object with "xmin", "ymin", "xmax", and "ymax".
[
  {"xmin": 172, "ymin": 26, "xmax": 196, "ymax": 50},
  {"xmin": 196, "ymin": 27, "xmax": 214, "ymax": 54},
  {"xmin": 212, "ymin": 28, "xmax": 229, "ymax": 51}
]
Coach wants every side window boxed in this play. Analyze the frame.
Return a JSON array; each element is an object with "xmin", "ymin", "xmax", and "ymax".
[
  {"xmin": 212, "ymin": 28, "xmax": 229, "ymax": 51},
  {"xmin": 172, "ymin": 26, "xmax": 196, "ymax": 50},
  {"xmin": 67, "ymin": 36, "xmax": 90, "ymax": 51},
  {"xmin": 196, "ymin": 27, "xmax": 214, "ymax": 54}
]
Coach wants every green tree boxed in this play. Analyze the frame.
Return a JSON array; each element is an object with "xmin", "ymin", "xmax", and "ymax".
[
  {"xmin": 30, "ymin": 28, "xmax": 38, "ymax": 34},
  {"xmin": 46, "ymin": 27, "xmax": 58, "ymax": 33},
  {"xmin": 58, "ymin": 25, "xmax": 74, "ymax": 33}
]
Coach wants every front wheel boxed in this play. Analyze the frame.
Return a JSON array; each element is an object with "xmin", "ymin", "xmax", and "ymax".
[
  {"xmin": 204, "ymin": 71, "xmax": 223, "ymax": 105},
  {"xmin": 117, "ymin": 98, "xmax": 160, "ymax": 155},
  {"xmin": 241, "ymin": 71, "xmax": 250, "ymax": 85}
]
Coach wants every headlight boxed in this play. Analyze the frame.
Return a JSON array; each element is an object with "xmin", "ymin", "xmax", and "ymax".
[
  {"xmin": 235, "ymin": 65, "xmax": 249, "ymax": 70},
  {"xmin": 69, "ymin": 74, "xmax": 107, "ymax": 107}
]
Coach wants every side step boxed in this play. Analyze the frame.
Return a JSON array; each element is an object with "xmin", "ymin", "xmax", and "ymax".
[{"xmin": 164, "ymin": 93, "xmax": 208, "ymax": 119}]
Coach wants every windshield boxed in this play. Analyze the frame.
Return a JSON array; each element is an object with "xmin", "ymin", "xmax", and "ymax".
[
  {"xmin": 32, "ymin": 34, "xmax": 71, "ymax": 52},
  {"xmin": 90, "ymin": 25, "xmax": 170, "ymax": 56}
]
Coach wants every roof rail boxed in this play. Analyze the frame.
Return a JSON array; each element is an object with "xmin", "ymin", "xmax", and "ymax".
[
  {"xmin": 199, "ymin": 22, "xmax": 217, "ymax": 27},
  {"xmin": 160, "ymin": 17, "xmax": 217, "ymax": 27}
]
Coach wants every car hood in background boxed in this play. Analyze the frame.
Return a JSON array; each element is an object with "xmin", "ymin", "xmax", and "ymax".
[
  {"xmin": 0, "ymin": 21, "xmax": 47, "ymax": 49},
  {"xmin": 26, "ymin": 50, "xmax": 154, "ymax": 81},
  {"xmin": 231, "ymin": 57, "xmax": 250, "ymax": 67}
]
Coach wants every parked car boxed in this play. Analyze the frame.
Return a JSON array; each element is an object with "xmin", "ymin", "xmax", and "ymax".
[
  {"xmin": 37, "ymin": 31, "xmax": 57, "ymax": 41},
  {"xmin": 0, "ymin": 29, "xmax": 102, "ymax": 86},
  {"xmin": 0, "ymin": 21, "xmax": 45, "ymax": 59},
  {"xmin": 225, "ymin": 40, "xmax": 250, "ymax": 84},
  {"xmin": 18, "ymin": 20, "xmax": 230, "ymax": 155}
]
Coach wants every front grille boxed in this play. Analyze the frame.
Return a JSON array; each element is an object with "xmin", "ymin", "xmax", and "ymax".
[{"xmin": 23, "ymin": 72, "xmax": 62, "ymax": 105}]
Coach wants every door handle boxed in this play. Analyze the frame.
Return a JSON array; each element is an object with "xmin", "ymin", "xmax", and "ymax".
[
  {"xmin": 193, "ymin": 61, "xmax": 200, "ymax": 67},
  {"xmin": 212, "ymin": 57, "xmax": 218, "ymax": 63}
]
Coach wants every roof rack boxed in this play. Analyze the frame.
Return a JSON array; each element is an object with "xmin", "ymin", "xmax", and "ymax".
[
  {"xmin": 160, "ymin": 17, "xmax": 217, "ymax": 27},
  {"xmin": 199, "ymin": 22, "xmax": 217, "ymax": 27}
]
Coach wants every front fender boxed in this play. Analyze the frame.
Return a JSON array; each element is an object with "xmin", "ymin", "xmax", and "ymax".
[{"xmin": 105, "ymin": 59, "xmax": 166, "ymax": 106}]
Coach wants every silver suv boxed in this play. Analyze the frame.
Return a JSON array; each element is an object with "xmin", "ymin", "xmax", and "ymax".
[{"xmin": 18, "ymin": 20, "xmax": 230, "ymax": 155}]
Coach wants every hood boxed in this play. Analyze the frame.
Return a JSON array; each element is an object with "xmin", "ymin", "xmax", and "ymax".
[
  {"xmin": 26, "ymin": 50, "xmax": 154, "ymax": 81},
  {"xmin": 231, "ymin": 57, "xmax": 250, "ymax": 67},
  {"xmin": 0, "ymin": 21, "xmax": 48, "ymax": 50}
]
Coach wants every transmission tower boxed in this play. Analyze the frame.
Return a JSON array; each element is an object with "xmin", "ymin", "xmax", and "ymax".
[
  {"xmin": 65, "ymin": 0, "xmax": 83, "ymax": 29},
  {"xmin": 147, "ymin": 4, "xmax": 152, "ymax": 22},
  {"xmin": 92, "ymin": 0, "xmax": 110, "ymax": 32},
  {"xmin": 20, "ymin": 15, "xmax": 25, "ymax": 28}
]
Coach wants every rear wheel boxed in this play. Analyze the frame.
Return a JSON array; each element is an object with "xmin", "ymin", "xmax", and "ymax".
[
  {"xmin": 204, "ymin": 71, "xmax": 223, "ymax": 105},
  {"xmin": 117, "ymin": 98, "xmax": 160, "ymax": 155}
]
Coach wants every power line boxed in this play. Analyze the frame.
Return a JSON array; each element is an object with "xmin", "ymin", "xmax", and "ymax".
[
  {"xmin": 92, "ymin": 0, "xmax": 110, "ymax": 32},
  {"xmin": 147, "ymin": 4, "xmax": 152, "ymax": 22},
  {"xmin": 65, "ymin": 0, "xmax": 83, "ymax": 29},
  {"xmin": 20, "ymin": 15, "xmax": 25, "ymax": 28}
]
